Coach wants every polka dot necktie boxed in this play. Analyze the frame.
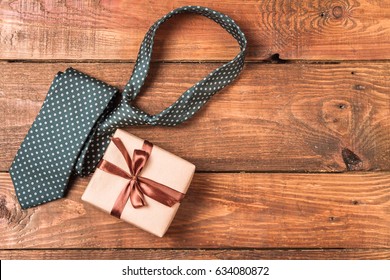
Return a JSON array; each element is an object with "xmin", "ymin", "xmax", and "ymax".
[{"xmin": 9, "ymin": 5, "xmax": 247, "ymax": 209}]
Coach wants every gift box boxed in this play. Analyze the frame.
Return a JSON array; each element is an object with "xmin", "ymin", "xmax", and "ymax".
[{"xmin": 82, "ymin": 129, "xmax": 196, "ymax": 237}]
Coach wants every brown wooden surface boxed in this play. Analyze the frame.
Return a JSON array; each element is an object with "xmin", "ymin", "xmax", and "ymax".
[
  {"xmin": 1, "ymin": 249, "xmax": 390, "ymax": 260},
  {"xmin": 1, "ymin": 173, "xmax": 389, "ymax": 249},
  {"xmin": 1, "ymin": 62, "xmax": 389, "ymax": 172},
  {"xmin": 0, "ymin": 0, "xmax": 389, "ymax": 61},
  {"xmin": 0, "ymin": 0, "xmax": 389, "ymax": 260}
]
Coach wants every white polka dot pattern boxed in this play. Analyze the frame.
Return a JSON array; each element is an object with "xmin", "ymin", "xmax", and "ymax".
[
  {"xmin": 9, "ymin": 68, "xmax": 118, "ymax": 208},
  {"xmin": 10, "ymin": 5, "xmax": 247, "ymax": 209},
  {"xmin": 75, "ymin": 5, "xmax": 247, "ymax": 176}
]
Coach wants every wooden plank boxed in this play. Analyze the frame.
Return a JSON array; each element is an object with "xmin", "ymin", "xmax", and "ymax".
[
  {"xmin": 1, "ymin": 249, "xmax": 389, "ymax": 260},
  {"xmin": 0, "ymin": 0, "xmax": 389, "ymax": 61},
  {"xmin": 1, "ymin": 172, "xmax": 389, "ymax": 249},
  {"xmin": 0, "ymin": 62, "xmax": 389, "ymax": 172}
]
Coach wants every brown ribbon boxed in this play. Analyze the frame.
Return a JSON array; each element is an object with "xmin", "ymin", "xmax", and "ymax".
[{"xmin": 97, "ymin": 137, "xmax": 185, "ymax": 218}]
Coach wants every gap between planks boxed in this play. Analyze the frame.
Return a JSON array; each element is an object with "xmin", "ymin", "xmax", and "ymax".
[{"xmin": 0, "ymin": 0, "xmax": 389, "ymax": 60}]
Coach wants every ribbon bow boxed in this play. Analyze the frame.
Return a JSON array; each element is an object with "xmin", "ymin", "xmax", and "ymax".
[{"xmin": 97, "ymin": 137, "xmax": 185, "ymax": 218}]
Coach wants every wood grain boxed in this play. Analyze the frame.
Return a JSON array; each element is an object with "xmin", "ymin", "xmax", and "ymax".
[
  {"xmin": 1, "ymin": 172, "xmax": 389, "ymax": 249},
  {"xmin": 0, "ymin": 62, "xmax": 389, "ymax": 172},
  {"xmin": 1, "ymin": 0, "xmax": 389, "ymax": 262},
  {"xmin": 0, "ymin": 0, "xmax": 389, "ymax": 61},
  {"xmin": 1, "ymin": 249, "xmax": 390, "ymax": 260}
]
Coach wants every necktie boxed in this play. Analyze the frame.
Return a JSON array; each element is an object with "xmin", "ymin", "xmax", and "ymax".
[{"xmin": 9, "ymin": 5, "xmax": 247, "ymax": 209}]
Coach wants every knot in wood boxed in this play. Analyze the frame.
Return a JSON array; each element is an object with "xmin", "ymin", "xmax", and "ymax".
[{"xmin": 332, "ymin": 6, "xmax": 344, "ymax": 19}]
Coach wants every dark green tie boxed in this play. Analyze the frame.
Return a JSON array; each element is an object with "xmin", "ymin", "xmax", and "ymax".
[{"xmin": 9, "ymin": 5, "xmax": 247, "ymax": 209}]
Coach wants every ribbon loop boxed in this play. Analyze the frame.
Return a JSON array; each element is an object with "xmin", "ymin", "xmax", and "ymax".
[
  {"xmin": 97, "ymin": 137, "xmax": 185, "ymax": 218},
  {"xmin": 132, "ymin": 149, "xmax": 150, "ymax": 176}
]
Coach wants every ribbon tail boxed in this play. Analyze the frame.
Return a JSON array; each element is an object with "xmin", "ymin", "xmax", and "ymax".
[
  {"xmin": 111, "ymin": 181, "xmax": 134, "ymax": 218},
  {"xmin": 130, "ymin": 181, "xmax": 146, "ymax": 208},
  {"xmin": 138, "ymin": 177, "xmax": 185, "ymax": 207}
]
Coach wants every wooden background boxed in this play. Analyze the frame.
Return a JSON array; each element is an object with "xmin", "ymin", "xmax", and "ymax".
[{"xmin": 0, "ymin": 0, "xmax": 389, "ymax": 260}]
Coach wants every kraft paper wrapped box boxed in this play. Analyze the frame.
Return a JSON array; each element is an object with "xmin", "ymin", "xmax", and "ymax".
[{"xmin": 82, "ymin": 129, "xmax": 195, "ymax": 237}]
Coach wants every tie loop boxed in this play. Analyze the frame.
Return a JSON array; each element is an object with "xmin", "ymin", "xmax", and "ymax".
[
  {"xmin": 121, "ymin": 5, "xmax": 247, "ymax": 117},
  {"xmin": 75, "ymin": 5, "xmax": 247, "ymax": 176}
]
